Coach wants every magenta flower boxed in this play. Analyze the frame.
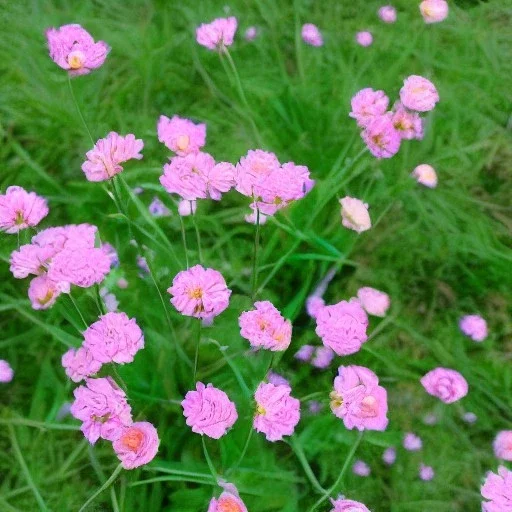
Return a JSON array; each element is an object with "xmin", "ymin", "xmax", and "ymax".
[
  {"xmin": 83, "ymin": 312, "xmax": 144, "ymax": 365},
  {"xmin": 178, "ymin": 199, "xmax": 197, "ymax": 216},
  {"xmin": 253, "ymin": 382, "xmax": 300, "ymax": 442},
  {"xmin": 330, "ymin": 365, "xmax": 388, "ymax": 431},
  {"xmin": 61, "ymin": 347, "xmax": 102, "ymax": 383},
  {"xmin": 493, "ymin": 431, "xmax": 512, "ymax": 461},
  {"xmin": 316, "ymin": 299, "xmax": 369, "ymax": 356},
  {"xmin": 235, "ymin": 149, "xmax": 280, "ymax": 197},
  {"xmin": 205, "ymin": 161, "xmax": 237, "ymax": 200},
  {"xmin": 352, "ymin": 460, "xmax": 371, "ymax": 477},
  {"xmin": 0, "ymin": 360, "xmax": 14, "ymax": 383},
  {"xmin": 400, "ymin": 75, "xmax": 439, "ymax": 113},
  {"xmin": 340, "ymin": 197, "xmax": 372, "ymax": 233},
  {"xmin": 207, "ymin": 483, "xmax": 248, "ymax": 512},
  {"xmin": 182, "ymin": 382, "xmax": 238, "ymax": 439},
  {"xmin": 349, "ymin": 88, "xmax": 390, "ymax": 128},
  {"xmin": 481, "ymin": 466, "xmax": 512, "ymax": 511},
  {"xmin": 113, "ymin": 421, "xmax": 159, "ymax": 469},
  {"xmin": 10, "ymin": 244, "xmax": 54, "ymax": 279},
  {"xmin": 0, "ymin": 186, "xmax": 49, "ymax": 234},
  {"xmin": 357, "ymin": 287, "xmax": 390, "ymax": 317},
  {"xmin": 419, "ymin": 463, "xmax": 435, "ymax": 481},
  {"xmin": 403, "ymin": 432, "xmax": 422, "ymax": 451},
  {"xmin": 421, "ymin": 367, "xmax": 468, "ymax": 404},
  {"xmin": 245, "ymin": 26, "xmax": 258, "ymax": 42},
  {"xmin": 391, "ymin": 103, "xmax": 424, "ymax": 140},
  {"xmin": 82, "ymin": 132, "xmax": 143, "ymax": 182},
  {"xmin": 28, "ymin": 275, "xmax": 66, "ymax": 310},
  {"xmin": 157, "ymin": 115, "xmax": 206, "ymax": 156},
  {"xmin": 239, "ymin": 301, "xmax": 292, "ymax": 352},
  {"xmin": 295, "ymin": 344, "xmax": 315, "ymax": 362},
  {"xmin": 168, "ymin": 265, "xmax": 231, "ymax": 320},
  {"xmin": 356, "ymin": 31, "xmax": 373, "ymax": 47},
  {"xmin": 330, "ymin": 497, "xmax": 371, "ymax": 512},
  {"xmin": 70, "ymin": 377, "xmax": 132, "ymax": 444},
  {"xmin": 311, "ymin": 346, "xmax": 335, "ymax": 369},
  {"xmin": 459, "ymin": 314, "xmax": 488, "ymax": 342},
  {"xmin": 301, "ymin": 23, "xmax": 323, "ymax": 47},
  {"xmin": 45, "ymin": 24, "xmax": 109, "ymax": 76},
  {"xmin": 361, "ymin": 115, "xmax": 401, "ymax": 158},
  {"xmin": 378, "ymin": 6, "xmax": 397, "ymax": 23},
  {"xmin": 412, "ymin": 164, "xmax": 438, "ymax": 188},
  {"xmin": 196, "ymin": 17, "xmax": 238, "ymax": 51},
  {"xmin": 420, "ymin": 0, "xmax": 449, "ymax": 24},
  {"xmin": 383, "ymin": 447, "xmax": 396, "ymax": 465}
]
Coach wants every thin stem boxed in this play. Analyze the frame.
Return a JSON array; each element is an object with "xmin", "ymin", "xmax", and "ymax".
[
  {"xmin": 112, "ymin": 366, "xmax": 128, "ymax": 394},
  {"xmin": 226, "ymin": 426, "xmax": 254, "ymax": 477},
  {"xmin": 201, "ymin": 436, "xmax": 218, "ymax": 482},
  {"xmin": 78, "ymin": 464, "xmax": 123, "ymax": 512},
  {"xmin": 294, "ymin": 0, "xmax": 305, "ymax": 82},
  {"xmin": 67, "ymin": 75, "xmax": 94, "ymax": 146},
  {"xmin": 178, "ymin": 210, "xmax": 190, "ymax": 269},
  {"xmin": 192, "ymin": 211, "xmax": 203, "ymax": 264},
  {"xmin": 290, "ymin": 435, "xmax": 326, "ymax": 495},
  {"xmin": 251, "ymin": 208, "xmax": 261, "ymax": 300},
  {"xmin": 193, "ymin": 319, "xmax": 202, "ymax": 384},
  {"xmin": 95, "ymin": 285, "xmax": 107, "ymax": 315},
  {"xmin": 69, "ymin": 293, "xmax": 88, "ymax": 329}
]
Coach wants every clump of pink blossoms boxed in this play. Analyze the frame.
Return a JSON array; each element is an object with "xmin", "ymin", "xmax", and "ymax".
[
  {"xmin": 400, "ymin": 75, "xmax": 439, "ymax": 113},
  {"xmin": 330, "ymin": 497, "xmax": 371, "ymax": 512},
  {"xmin": 392, "ymin": 102, "xmax": 424, "ymax": 140},
  {"xmin": 421, "ymin": 367, "xmax": 468, "ymax": 403},
  {"xmin": 378, "ymin": 6, "xmax": 397, "ymax": 23},
  {"xmin": 340, "ymin": 197, "xmax": 372, "ymax": 233},
  {"xmin": 356, "ymin": 31, "xmax": 373, "ymax": 47},
  {"xmin": 182, "ymin": 382, "xmax": 238, "ymax": 439},
  {"xmin": 61, "ymin": 347, "xmax": 102, "ymax": 383},
  {"xmin": 412, "ymin": 164, "xmax": 438, "ymax": 188},
  {"xmin": 302, "ymin": 23, "xmax": 323, "ymax": 46},
  {"xmin": 112, "ymin": 421, "xmax": 160, "ymax": 469},
  {"xmin": 330, "ymin": 365, "xmax": 388, "ymax": 431},
  {"xmin": 357, "ymin": 287, "xmax": 390, "ymax": 317},
  {"xmin": 196, "ymin": 17, "xmax": 238, "ymax": 51},
  {"xmin": 361, "ymin": 114, "xmax": 401, "ymax": 158},
  {"xmin": 493, "ymin": 431, "xmax": 512, "ymax": 461},
  {"xmin": 349, "ymin": 88, "xmax": 389, "ymax": 128},
  {"xmin": 403, "ymin": 432, "xmax": 422, "ymax": 451},
  {"xmin": 253, "ymin": 382, "xmax": 300, "ymax": 441},
  {"xmin": 208, "ymin": 483, "xmax": 248, "ymax": 512},
  {"xmin": 157, "ymin": 115, "xmax": 206, "ymax": 156},
  {"xmin": 82, "ymin": 132, "xmax": 144, "ymax": 182},
  {"xmin": 0, "ymin": 360, "xmax": 14, "ymax": 383},
  {"xmin": 419, "ymin": 463, "xmax": 435, "ymax": 481},
  {"xmin": 459, "ymin": 314, "xmax": 488, "ymax": 342},
  {"xmin": 481, "ymin": 466, "xmax": 512, "ymax": 511},
  {"xmin": 239, "ymin": 301, "xmax": 292, "ymax": 351},
  {"xmin": 0, "ymin": 186, "xmax": 49, "ymax": 234},
  {"xmin": 45, "ymin": 24, "xmax": 110, "ymax": 76},
  {"xmin": 420, "ymin": 0, "xmax": 449, "ymax": 24}
]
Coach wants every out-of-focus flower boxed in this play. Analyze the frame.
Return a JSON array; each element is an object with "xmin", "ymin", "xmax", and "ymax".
[
  {"xmin": 178, "ymin": 199, "xmax": 197, "ymax": 216},
  {"xmin": 302, "ymin": 23, "xmax": 323, "ymax": 46},
  {"xmin": 481, "ymin": 466, "xmax": 512, "ymax": 511},
  {"xmin": 403, "ymin": 432, "xmax": 422, "ymax": 451},
  {"xmin": 308, "ymin": 401, "xmax": 323, "ymax": 414},
  {"xmin": 182, "ymin": 382, "xmax": 238, "ymax": 439},
  {"xmin": 61, "ymin": 347, "xmax": 102, "ymax": 383},
  {"xmin": 99, "ymin": 288, "xmax": 119, "ymax": 312},
  {"xmin": 352, "ymin": 460, "xmax": 371, "ymax": 476},
  {"xmin": 196, "ymin": 17, "xmax": 238, "ymax": 51},
  {"xmin": 340, "ymin": 197, "xmax": 372, "ymax": 233},
  {"xmin": 378, "ymin": 6, "xmax": 397, "ymax": 23},
  {"xmin": 383, "ymin": 447, "xmax": 397, "ymax": 465},
  {"xmin": 349, "ymin": 88, "xmax": 389, "ymax": 128},
  {"xmin": 113, "ymin": 421, "xmax": 159, "ymax": 469},
  {"xmin": 412, "ymin": 164, "xmax": 438, "ymax": 188},
  {"xmin": 356, "ymin": 31, "xmax": 373, "ymax": 47},
  {"xmin": 330, "ymin": 497, "xmax": 371, "ymax": 512},
  {"xmin": 149, "ymin": 197, "xmax": 171, "ymax": 217},
  {"xmin": 420, "ymin": 0, "xmax": 449, "ymax": 24},
  {"xmin": 245, "ymin": 26, "xmax": 258, "ymax": 41},
  {"xmin": 45, "ymin": 24, "xmax": 109, "ymax": 76},
  {"xmin": 207, "ymin": 483, "xmax": 248, "ymax": 512},
  {"xmin": 400, "ymin": 75, "xmax": 439, "ymax": 112},
  {"xmin": 462, "ymin": 412, "xmax": 477, "ymax": 424},
  {"xmin": 267, "ymin": 371, "xmax": 290, "ymax": 388},
  {"xmin": 392, "ymin": 102, "xmax": 424, "ymax": 140},
  {"xmin": 459, "ymin": 315, "xmax": 488, "ymax": 342},
  {"xmin": 101, "ymin": 243, "xmax": 119, "ymax": 267},
  {"xmin": 306, "ymin": 296, "xmax": 326, "ymax": 319},
  {"xmin": 157, "ymin": 115, "xmax": 206, "ymax": 156},
  {"xmin": 117, "ymin": 277, "xmax": 129, "ymax": 289},
  {"xmin": 311, "ymin": 346, "xmax": 335, "ymax": 369},
  {"xmin": 357, "ymin": 287, "xmax": 390, "ymax": 317},
  {"xmin": 294, "ymin": 344, "xmax": 315, "ymax": 362},
  {"xmin": 136, "ymin": 255, "xmax": 149, "ymax": 275},
  {"xmin": 423, "ymin": 412, "xmax": 438, "ymax": 425},
  {"xmin": 421, "ymin": 367, "xmax": 468, "ymax": 404},
  {"xmin": 244, "ymin": 209, "xmax": 268, "ymax": 225},
  {"xmin": 0, "ymin": 360, "xmax": 14, "ymax": 383},
  {"xmin": 361, "ymin": 114, "xmax": 401, "ymax": 158},
  {"xmin": 493, "ymin": 431, "xmax": 512, "ymax": 461},
  {"xmin": 419, "ymin": 463, "xmax": 435, "ymax": 481},
  {"xmin": 0, "ymin": 186, "xmax": 49, "ymax": 234}
]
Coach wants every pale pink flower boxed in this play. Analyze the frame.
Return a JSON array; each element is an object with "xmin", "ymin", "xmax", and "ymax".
[
  {"xmin": 383, "ymin": 447, "xmax": 396, "ymax": 465},
  {"xmin": 207, "ymin": 483, "xmax": 248, "ymax": 512},
  {"xmin": 254, "ymin": 382, "xmax": 300, "ymax": 441},
  {"xmin": 100, "ymin": 288, "xmax": 118, "ymax": 312},
  {"xmin": 244, "ymin": 209, "xmax": 268, "ymax": 225},
  {"xmin": 340, "ymin": 197, "xmax": 372, "ymax": 233},
  {"xmin": 306, "ymin": 296, "xmax": 326, "ymax": 319},
  {"xmin": 361, "ymin": 115, "xmax": 401, "ymax": 158},
  {"xmin": 330, "ymin": 497, "xmax": 371, "ymax": 512},
  {"xmin": 32, "ymin": 223, "xmax": 97, "ymax": 252},
  {"xmin": 400, "ymin": 75, "xmax": 439, "ymax": 112},
  {"xmin": 83, "ymin": 312, "xmax": 144, "ymax": 365},
  {"xmin": 205, "ymin": 162, "xmax": 236, "ymax": 200},
  {"xmin": 330, "ymin": 365, "xmax": 388, "ymax": 431},
  {"xmin": 420, "ymin": 0, "xmax": 449, "ymax": 24},
  {"xmin": 316, "ymin": 299, "xmax": 369, "ymax": 356},
  {"xmin": 61, "ymin": 347, "xmax": 102, "ymax": 382},
  {"xmin": 9, "ymin": 244, "xmax": 54, "ymax": 279},
  {"xmin": 419, "ymin": 463, "xmax": 435, "ymax": 481},
  {"xmin": 113, "ymin": 421, "xmax": 159, "ymax": 469},
  {"xmin": 196, "ymin": 17, "xmax": 238, "ymax": 51},
  {"xmin": 45, "ymin": 24, "xmax": 109, "ymax": 76},
  {"xmin": 82, "ymin": 132, "xmax": 144, "ymax": 182},
  {"xmin": 245, "ymin": 26, "xmax": 258, "ymax": 41},
  {"xmin": 493, "ymin": 431, "xmax": 512, "ymax": 461},
  {"xmin": 349, "ymin": 88, "xmax": 389, "ymax": 128},
  {"xmin": 157, "ymin": 115, "xmax": 206, "ymax": 156},
  {"xmin": 182, "ymin": 382, "xmax": 238, "ymax": 439},
  {"xmin": 0, "ymin": 186, "xmax": 49, "ymax": 234},
  {"xmin": 295, "ymin": 345, "xmax": 314, "ymax": 362},
  {"xmin": 357, "ymin": 287, "xmax": 390, "ymax": 317},
  {"xmin": 352, "ymin": 460, "xmax": 371, "ymax": 476},
  {"xmin": 28, "ymin": 275, "xmax": 66, "ymax": 310},
  {"xmin": 235, "ymin": 149, "xmax": 280, "ymax": 198},
  {"xmin": 463, "ymin": 412, "xmax": 477, "ymax": 424},
  {"xmin": 412, "ymin": 164, "xmax": 438, "ymax": 188},
  {"xmin": 178, "ymin": 199, "xmax": 197, "ymax": 216},
  {"xmin": 403, "ymin": 432, "xmax": 422, "ymax": 451},
  {"xmin": 148, "ymin": 197, "xmax": 171, "ymax": 217},
  {"xmin": 311, "ymin": 346, "xmax": 335, "ymax": 369},
  {"xmin": 356, "ymin": 31, "xmax": 373, "ymax": 47},
  {"xmin": 168, "ymin": 265, "xmax": 231, "ymax": 320},
  {"xmin": 239, "ymin": 301, "xmax": 292, "ymax": 351},
  {"xmin": 392, "ymin": 102, "xmax": 424, "ymax": 140},
  {"xmin": 70, "ymin": 377, "xmax": 132, "ymax": 444},
  {"xmin": 267, "ymin": 371, "xmax": 290, "ymax": 388},
  {"xmin": 378, "ymin": 6, "xmax": 397, "ymax": 23},
  {"xmin": 302, "ymin": 23, "xmax": 323, "ymax": 47},
  {"xmin": 0, "ymin": 360, "xmax": 14, "ymax": 383},
  {"xmin": 117, "ymin": 278, "xmax": 129, "ymax": 289},
  {"xmin": 481, "ymin": 466, "xmax": 512, "ymax": 512},
  {"xmin": 459, "ymin": 314, "xmax": 488, "ymax": 342},
  {"xmin": 421, "ymin": 367, "xmax": 468, "ymax": 404}
]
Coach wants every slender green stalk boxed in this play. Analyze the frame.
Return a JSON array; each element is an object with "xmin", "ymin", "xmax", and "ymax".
[
  {"xmin": 293, "ymin": 0, "xmax": 305, "ymax": 82},
  {"xmin": 193, "ymin": 319, "xmax": 202, "ymax": 384},
  {"xmin": 78, "ymin": 464, "xmax": 123, "ymax": 512},
  {"xmin": 69, "ymin": 293, "xmax": 88, "ymax": 329},
  {"xmin": 226, "ymin": 426, "xmax": 254, "ymax": 477},
  {"xmin": 67, "ymin": 75, "xmax": 94, "ymax": 145},
  {"xmin": 290, "ymin": 435, "xmax": 326, "ymax": 495},
  {"xmin": 178, "ymin": 210, "xmax": 190, "ymax": 269},
  {"xmin": 0, "ymin": 418, "xmax": 79, "ymax": 430},
  {"xmin": 251, "ymin": 208, "xmax": 261, "ymax": 300},
  {"xmin": 202, "ymin": 436, "xmax": 218, "ymax": 482},
  {"xmin": 112, "ymin": 365, "xmax": 128, "ymax": 393},
  {"xmin": 192, "ymin": 210, "xmax": 203, "ymax": 264}
]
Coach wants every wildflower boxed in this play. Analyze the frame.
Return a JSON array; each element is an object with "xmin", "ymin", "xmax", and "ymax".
[
  {"xmin": 400, "ymin": 75, "xmax": 439, "ymax": 112},
  {"xmin": 157, "ymin": 115, "xmax": 206, "ymax": 156},
  {"xmin": 403, "ymin": 432, "xmax": 422, "ymax": 451},
  {"xmin": 392, "ymin": 103, "xmax": 424, "ymax": 140},
  {"xmin": 423, "ymin": 413, "xmax": 438, "ymax": 425},
  {"xmin": 419, "ymin": 463, "xmax": 435, "ymax": 481},
  {"xmin": 101, "ymin": 243, "xmax": 119, "ymax": 267},
  {"xmin": 339, "ymin": 197, "xmax": 372, "ymax": 233},
  {"xmin": 330, "ymin": 497, "xmax": 371, "ymax": 512},
  {"xmin": 205, "ymin": 161, "xmax": 236, "ymax": 200},
  {"xmin": 294, "ymin": 345, "xmax": 315, "ymax": 362},
  {"xmin": 0, "ymin": 186, "xmax": 49, "ymax": 234},
  {"xmin": 10, "ymin": 245, "xmax": 54, "ymax": 279},
  {"xmin": 113, "ymin": 421, "xmax": 159, "ymax": 469},
  {"xmin": 378, "ymin": 6, "xmax": 397, "ymax": 23},
  {"xmin": 45, "ymin": 24, "xmax": 109, "ymax": 76},
  {"xmin": 82, "ymin": 132, "xmax": 144, "ymax": 182},
  {"xmin": 302, "ymin": 23, "xmax": 323, "ymax": 46},
  {"xmin": 357, "ymin": 287, "xmax": 390, "ymax": 317},
  {"xmin": 459, "ymin": 315, "xmax": 488, "ymax": 342},
  {"xmin": 311, "ymin": 346, "xmax": 335, "ymax": 369},
  {"xmin": 178, "ymin": 199, "xmax": 197, "ymax": 216},
  {"xmin": 421, "ymin": 367, "xmax": 468, "ymax": 403},
  {"xmin": 235, "ymin": 149, "xmax": 280, "ymax": 197},
  {"xmin": 61, "ymin": 347, "xmax": 102, "ymax": 382},
  {"xmin": 481, "ymin": 466, "xmax": 512, "ymax": 511},
  {"xmin": 196, "ymin": 17, "xmax": 238, "ymax": 51},
  {"xmin": 0, "ymin": 360, "xmax": 14, "ymax": 383},
  {"xmin": 361, "ymin": 114, "xmax": 401, "ymax": 158},
  {"xmin": 383, "ymin": 447, "xmax": 396, "ymax": 465},
  {"xmin": 420, "ymin": 0, "xmax": 449, "ymax": 24},
  {"xmin": 493, "ymin": 431, "xmax": 512, "ymax": 461},
  {"xmin": 412, "ymin": 164, "xmax": 438, "ymax": 188},
  {"xmin": 208, "ymin": 483, "xmax": 248, "ymax": 512},
  {"xmin": 28, "ymin": 275, "xmax": 66, "ymax": 310},
  {"xmin": 306, "ymin": 296, "xmax": 326, "ymax": 319},
  {"xmin": 462, "ymin": 412, "xmax": 477, "ymax": 424},
  {"xmin": 245, "ymin": 26, "xmax": 258, "ymax": 41},
  {"xmin": 352, "ymin": 460, "xmax": 371, "ymax": 476},
  {"xmin": 149, "ymin": 197, "xmax": 171, "ymax": 217},
  {"xmin": 182, "ymin": 382, "xmax": 238, "ymax": 439},
  {"xmin": 349, "ymin": 88, "xmax": 390, "ymax": 128},
  {"xmin": 267, "ymin": 371, "xmax": 290, "ymax": 388},
  {"xmin": 308, "ymin": 401, "xmax": 323, "ymax": 414},
  {"xmin": 32, "ymin": 223, "xmax": 97, "ymax": 251},
  {"xmin": 356, "ymin": 31, "xmax": 373, "ymax": 47},
  {"xmin": 99, "ymin": 288, "xmax": 119, "ymax": 312}
]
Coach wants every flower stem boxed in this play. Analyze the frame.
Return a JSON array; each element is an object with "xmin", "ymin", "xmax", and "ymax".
[
  {"xmin": 250, "ymin": 208, "xmax": 261, "ymax": 300},
  {"xmin": 201, "ymin": 436, "xmax": 218, "ymax": 482},
  {"xmin": 226, "ymin": 425, "xmax": 254, "ymax": 477},
  {"xmin": 193, "ymin": 319, "xmax": 202, "ymax": 384},
  {"xmin": 290, "ymin": 435, "xmax": 326, "ymax": 495},
  {"xmin": 78, "ymin": 464, "xmax": 123, "ymax": 512},
  {"xmin": 67, "ymin": 75, "xmax": 95, "ymax": 146},
  {"xmin": 178, "ymin": 210, "xmax": 190, "ymax": 270},
  {"xmin": 192, "ymin": 210, "xmax": 203, "ymax": 264},
  {"xmin": 68, "ymin": 293, "xmax": 88, "ymax": 330}
]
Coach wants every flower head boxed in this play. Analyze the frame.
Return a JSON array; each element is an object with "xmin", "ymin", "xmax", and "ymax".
[
  {"xmin": 481, "ymin": 466, "xmax": 512, "ymax": 511},
  {"xmin": 0, "ymin": 360, "xmax": 14, "ymax": 383},
  {"xmin": 157, "ymin": 115, "xmax": 206, "ymax": 156},
  {"xmin": 392, "ymin": 103, "xmax": 424, "ymax": 140},
  {"xmin": 419, "ymin": 463, "xmax": 435, "ymax": 481},
  {"xmin": 361, "ymin": 114, "xmax": 401, "ymax": 158},
  {"xmin": 208, "ymin": 483, "xmax": 248, "ymax": 512},
  {"xmin": 113, "ymin": 421, "xmax": 159, "ymax": 469},
  {"xmin": 28, "ymin": 275, "xmax": 66, "ymax": 310},
  {"xmin": 302, "ymin": 23, "xmax": 323, "ymax": 46},
  {"xmin": 196, "ymin": 17, "xmax": 238, "ymax": 51},
  {"xmin": 294, "ymin": 344, "xmax": 315, "ymax": 362},
  {"xmin": 182, "ymin": 382, "xmax": 238, "ymax": 439},
  {"xmin": 0, "ymin": 186, "xmax": 49, "ymax": 234},
  {"xmin": 400, "ymin": 75, "xmax": 439, "ymax": 112},
  {"xmin": 357, "ymin": 287, "xmax": 390, "ymax": 317},
  {"xmin": 149, "ymin": 197, "xmax": 171, "ymax": 217},
  {"xmin": 235, "ymin": 149, "xmax": 281, "ymax": 197},
  {"xmin": 463, "ymin": 412, "xmax": 478, "ymax": 424},
  {"xmin": 340, "ymin": 197, "xmax": 372, "ymax": 233},
  {"xmin": 306, "ymin": 296, "xmax": 326, "ymax": 319},
  {"xmin": 383, "ymin": 447, "xmax": 396, "ymax": 465},
  {"xmin": 420, "ymin": 0, "xmax": 449, "ymax": 24},
  {"xmin": 349, "ymin": 88, "xmax": 389, "ymax": 128},
  {"xmin": 378, "ymin": 6, "xmax": 397, "ymax": 23},
  {"xmin": 330, "ymin": 497, "xmax": 371, "ymax": 512},
  {"xmin": 352, "ymin": 460, "xmax": 371, "ymax": 476},
  {"xmin": 61, "ymin": 347, "xmax": 102, "ymax": 382},
  {"xmin": 412, "ymin": 164, "xmax": 438, "ymax": 188},
  {"xmin": 356, "ymin": 31, "xmax": 373, "ymax": 47},
  {"xmin": 421, "ymin": 367, "xmax": 468, "ymax": 404},
  {"xmin": 493, "ymin": 431, "xmax": 512, "ymax": 461},
  {"xmin": 403, "ymin": 432, "xmax": 422, "ymax": 451},
  {"xmin": 311, "ymin": 346, "xmax": 335, "ymax": 369},
  {"xmin": 245, "ymin": 26, "xmax": 258, "ymax": 41},
  {"xmin": 459, "ymin": 315, "xmax": 488, "ymax": 342}
]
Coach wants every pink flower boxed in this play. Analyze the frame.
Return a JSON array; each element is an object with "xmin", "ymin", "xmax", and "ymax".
[
  {"xmin": 420, "ymin": 0, "xmax": 449, "ymax": 24},
  {"xmin": 330, "ymin": 497, "xmax": 371, "ymax": 512},
  {"xmin": 493, "ymin": 431, "xmax": 512, "ymax": 461},
  {"xmin": 168, "ymin": 265, "xmax": 231, "ymax": 320},
  {"xmin": 245, "ymin": 209, "xmax": 268, "ymax": 225},
  {"xmin": 421, "ymin": 367, "xmax": 468, "ymax": 404},
  {"xmin": 0, "ymin": 186, "xmax": 49, "ymax": 234},
  {"xmin": 392, "ymin": 102, "xmax": 424, "ymax": 140},
  {"xmin": 378, "ymin": 6, "xmax": 397, "ymax": 23},
  {"xmin": 412, "ymin": 164, "xmax": 438, "ymax": 188},
  {"xmin": 61, "ymin": 347, "xmax": 102, "ymax": 382},
  {"xmin": 9, "ymin": 244, "xmax": 54, "ymax": 279},
  {"xmin": 101, "ymin": 243, "xmax": 119, "ymax": 267},
  {"xmin": 330, "ymin": 365, "xmax": 388, "ymax": 431},
  {"xmin": 245, "ymin": 26, "xmax": 258, "ymax": 41},
  {"xmin": 340, "ymin": 197, "xmax": 372, "ymax": 233},
  {"xmin": 178, "ymin": 199, "xmax": 197, "ymax": 216},
  {"xmin": 295, "ymin": 345, "xmax": 315, "ymax": 362},
  {"xmin": 267, "ymin": 371, "xmax": 290, "ymax": 388},
  {"xmin": 481, "ymin": 466, "xmax": 512, "ymax": 512},
  {"xmin": 113, "ymin": 421, "xmax": 159, "ymax": 469},
  {"xmin": 306, "ymin": 296, "xmax": 326, "ymax": 319},
  {"xmin": 254, "ymin": 382, "xmax": 300, "ymax": 441},
  {"xmin": 45, "ymin": 24, "xmax": 109, "ymax": 76},
  {"xmin": 235, "ymin": 149, "xmax": 281, "ymax": 197},
  {"xmin": 205, "ymin": 161, "xmax": 237, "ymax": 200},
  {"xmin": 28, "ymin": 275, "xmax": 66, "ymax": 310},
  {"xmin": 316, "ymin": 299, "xmax": 369, "ymax": 356},
  {"xmin": 400, "ymin": 75, "xmax": 439, "ymax": 113},
  {"xmin": 82, "ymin": 132, "xmax": 144, "ymax": 182},
  {"xmin": 349, "ymin": 88, "xmax": 389, "ymax": 128},
  {"xmin": 83, "ymin": 312, "xmax": 144, "ymax": 365},
  {"xmin": 239, "ymin": 301, "xmax": 292, "ymax": 351},
  {"xmin": 311, "ymin": 346, "xmax": 335, "ymax": 369},
  {"xmin": 383, "ymin": 447, "xmax": 396, "ymax": 465},
  {"xmin": 70, "ymin": 377, "xmax": 132, "ymax": 444},
  {"xmin": 0, "ymin": 360, "xmax": 14, "ymax": 383},
  {"xmin": 196, "ymin": 17, "xmax": 237, "ymax": 51},
  {"xmin": 302, "ymin": 23, "xmax": 323, "ymax": 47},
  {"xmin": 459, "ymin": 315, "xmax": 488, "ymax": 342},
  {"xmin": 357, "ymin": 287, "xmax": 390, "ymax": 317},
  {"xmin": 419, "ymin": 463, "xmax": 435, "ymax": 481},
  {"xmin": 208, "ymin": 483, "xmax": 248, "ymax": 512},
  {"xmin": 352, "ymin": 460, "xmax": 371, "ymax": 476},
  {"xmin": 403, "ymin": 432, "xmax": 422, "ymax": 451},
  {"xmin": 182, "ymin": 382, "xmax": 238, "ymax": 439},
  {"xmin": 361, "ymin": 115, "xmax": 401, "ymax": 158},
  {"xmin": 32, "ymin": 223, "xmax": 97, "ymax": 251},
  {"xmin": 356, "ymin": 31, "xmax": 373, "ymax": 47},
  {"xmin": 157, "ymin": 115, "xmax": 206, "ymax": 156}
]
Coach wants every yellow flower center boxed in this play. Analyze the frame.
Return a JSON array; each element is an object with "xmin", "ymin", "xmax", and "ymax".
[
  {"xmin": 329, "ymin": 391, "xmax": 343, "ymax": 410},
  {"xmin": 256, "ymin": 403, "xmax": 266, "ymax": 416},
  {"xmin": 38, "ymin": 289, "xmax": 55, "ymax": 306},
  {"xmin": 176, "ymin": 135, "xmax": 190, "ymax": 152},
  {"xmin": 67, "ymin": 52, "xmax": 84, "ymax": 70},
  {"xmin": 14, "ymin": 210, "xmax": 25, "ymax": 225},
  {"xmin": 188, "ymin": 287, "xmax": 204, "ymax": 300}
]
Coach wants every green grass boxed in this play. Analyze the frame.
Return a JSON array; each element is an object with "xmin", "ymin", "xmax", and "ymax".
[{"xmin": 1, "ymin": 0, "xmax": 511, "ymax": 510}]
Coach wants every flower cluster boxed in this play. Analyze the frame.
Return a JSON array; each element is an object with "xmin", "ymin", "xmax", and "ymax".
[
  {"xmin": 378, "ymin": 6, "xmax": 397, "ymax": 23},
  {"xmin": 0, "ymin": 360, "xmax": 14, "ymax": 383},
  {"xmin": 302, "ymin": 23, "xmax": 323, "ymax": 47},
  {"xmin": 0, "ymin": 186, "xmax": 49, "ymax": 234},
  {"xmin": 357, "ymin": 287, "xmax": 391, "ymax": 317},
  {"xmin": 196, "ymin": 17, "xmax": 238, "ymax": 51},
  {"xmin": 420, "ymin": 367, "xmax": 468, "ymax": 404},
  {"xmin": 481, "ymin": 466, "xmax": 512, "ymax": 511}
]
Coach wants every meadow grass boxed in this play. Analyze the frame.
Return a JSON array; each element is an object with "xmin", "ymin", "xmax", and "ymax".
[{"xmin": 0, "ymin": 0, "xmax": 511, "ymax": 510}]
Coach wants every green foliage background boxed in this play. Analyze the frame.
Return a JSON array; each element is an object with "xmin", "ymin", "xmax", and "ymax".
[{"xmin": 1, "ymin": 0, "xmax": 511, "ymax": 510}]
